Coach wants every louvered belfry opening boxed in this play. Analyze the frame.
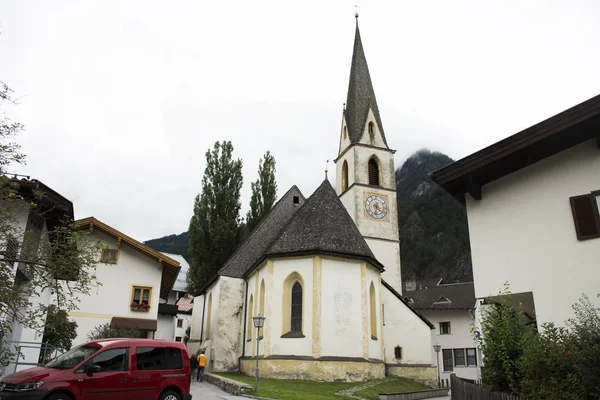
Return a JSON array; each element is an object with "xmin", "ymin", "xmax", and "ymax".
[{"xmin": 368, "ymin": 158, "xmax": 379, "ymax": 186}]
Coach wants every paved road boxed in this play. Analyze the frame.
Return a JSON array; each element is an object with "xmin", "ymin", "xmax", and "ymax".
[{"xmin": 190, "ymin": 381, "xmax": 248, "ymax": 399}]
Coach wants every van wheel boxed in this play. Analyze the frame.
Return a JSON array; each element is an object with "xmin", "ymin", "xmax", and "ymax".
[
  {"xmin": 47, "ymin": 393, "xmax": 73, "ymax": 400},
  {"xmin": 160, "ymin": 390, "xmax": 181, "ymax": 400}
]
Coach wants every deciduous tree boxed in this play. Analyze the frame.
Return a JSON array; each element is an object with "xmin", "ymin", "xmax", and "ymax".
[
  {"xmin": 0, "ymin": 80, "xmax": 101, "ymax": 367},
  {"xmin": 187, "ymin": 140, "xmax": 243, "ymax": 294}
]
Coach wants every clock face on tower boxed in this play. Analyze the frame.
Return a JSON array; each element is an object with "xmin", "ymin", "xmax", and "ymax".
[{"xmin": 365, "ymin": 194, "xmax": 388, "ymax": 220}]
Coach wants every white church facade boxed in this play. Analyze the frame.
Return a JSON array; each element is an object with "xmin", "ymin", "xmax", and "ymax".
[{"xmin": 187, "ymin": 17, "xmax": 436, "ymax": 384}]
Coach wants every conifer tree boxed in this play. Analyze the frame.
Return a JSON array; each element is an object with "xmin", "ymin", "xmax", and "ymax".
[
  {"xmin": 187, "ymin": 141, "xmax": 243, "ymax": 294},
  {"xmin": 246, "ymin": 151, "xmax": 277, "ymax": 233}
]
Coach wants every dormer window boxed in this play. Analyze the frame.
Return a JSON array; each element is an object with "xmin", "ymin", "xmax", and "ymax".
[
  {"xmin": 368, "ymin": 121, "xmax": 375, "ymax": 137},
  {"xmin": 434, "ymin": 296, "xmax": 452, "ymax": 304},
  {"xmin": 368, "ymin": 158, "xmax": 380, "ymax": 186}
]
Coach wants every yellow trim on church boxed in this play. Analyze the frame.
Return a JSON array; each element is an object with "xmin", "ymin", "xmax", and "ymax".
[
  {"xmin": 312, "ymin": 256, "xmax": 322, "ymax": 358},
  {"xmin": 281, "ymin": 271, "xmax": 305, "ymax": 335},
  {"xmin": 264, "ymin": 260, "xmax": 274, "ymax": 357}
]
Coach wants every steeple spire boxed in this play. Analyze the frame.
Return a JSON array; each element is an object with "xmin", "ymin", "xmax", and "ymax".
[{"xmin": 344, "ymin": 15, "xmax": 388, "ymax": 146}]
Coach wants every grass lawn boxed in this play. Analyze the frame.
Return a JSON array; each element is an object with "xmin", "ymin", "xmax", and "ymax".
[
  {"xmin": 355, "ymin": 378, "xmax": 429, "ymax": 400},
  {"xmin": 215, "ymin": 372, "xmax": 355, "ymax": 400},
  {"xmin": 214, "ymin": 373, "xmax": 428, "ymax": 400}
]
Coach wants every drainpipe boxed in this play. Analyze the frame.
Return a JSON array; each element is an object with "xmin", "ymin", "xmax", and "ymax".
[
  {"xmin": 239, "ymin": 278, "xmax": 249, "ymax": 371},
  {"xmin": 200, "ymin": 294, "xmax": 206, "ymax": 343}
]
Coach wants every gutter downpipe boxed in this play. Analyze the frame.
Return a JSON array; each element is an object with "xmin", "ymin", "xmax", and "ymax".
[
  {"xmin": 239, "ymin": 277, "xmax": 249, "ymax": 372},
  {"xmin": 200, "ymin": 294, "xmax": 206, "ymax": 343}
]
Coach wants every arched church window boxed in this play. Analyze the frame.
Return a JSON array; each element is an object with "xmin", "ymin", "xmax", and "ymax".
[
  {"xmin": 370, "ymin": 282, "xmax": 377, "ymax": 339},
  {"xmin": 291, "ymin": 282, "xmax": 302, "ymax": 333},
  {"xmin": 247, "ymin": 295, "xmax": 254, "ymax": 340},
  {"xmin": 342, "ymin": 160, "xmax": 349, "ymax": 192},
  {"xmin": 343, "ymin": 126, "xmax": 348, "ymax": 140},
  {"xmin": 368, "ymin": 121, "xmax": 375, "ymax": 137},
  {"xmin": 206, "ymin": 292, "xmax": 212, "ymax": 340},
  {"xmin": 259, "ymin": 280, "xmax": 265, "ymax": 338},
  {"xmin": 368, "ymin": 158, "xmax": 380, "ymax": 186}
]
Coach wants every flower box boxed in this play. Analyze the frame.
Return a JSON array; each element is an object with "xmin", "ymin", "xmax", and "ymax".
[{"xmin": 130, "ymin": 302, "xmax": 151, "ymax": 312}]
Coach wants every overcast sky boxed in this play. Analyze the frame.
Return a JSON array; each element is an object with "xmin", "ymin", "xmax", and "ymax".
[{"xmin": 1, "ymin": 0, "xmax": 599, "ymax": 242}]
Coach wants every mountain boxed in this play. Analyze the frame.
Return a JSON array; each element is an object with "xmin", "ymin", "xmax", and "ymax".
[
  {"xmin": 146, "ymin": 149, "xmax": 473, "ymax": 282},
  {"xmin": 396, "ymin": 148, "xmax": 473, "ymax": 282},
  {"xmin": 145, "ymin": 231, "xmax": 190, "ymax": 261}
]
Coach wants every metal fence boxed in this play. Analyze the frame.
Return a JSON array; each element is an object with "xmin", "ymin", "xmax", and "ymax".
[
  {"xmin": 1, "ymin": 341, "xmax": 62, "ymax": 376},
  {"xmin": 450, "ymin": 374, "xmax": 525, "ymax": 400}
]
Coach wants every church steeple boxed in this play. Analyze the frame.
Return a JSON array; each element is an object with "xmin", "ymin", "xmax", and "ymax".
[{"xmin": 344, "ymin": 15, "xmax": 388, "ymax": 147}]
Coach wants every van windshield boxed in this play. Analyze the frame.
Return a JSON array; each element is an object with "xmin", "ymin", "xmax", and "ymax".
[{"xmin": 46, "ymin": 345, "xmax": 100, "ymax": 369}]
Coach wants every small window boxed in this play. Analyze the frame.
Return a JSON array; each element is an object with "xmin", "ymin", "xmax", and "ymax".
[
  {"xmin": 175, "ymin": 337, "xmax": 182, "ymax": 342},
  {"xmin": 466, "ymin": 348, "xmax": 477, "ymax": 366},
  {"xmin": 368, "ymin": 121, "xmax": 375, "ymax": 137},
  {"xmin": 394, "ymin": 346, "xmax": 402, "ymax": 359},
  {"xmin": 442, "ymin": 349, "xmax": 453, "ymax": 372},
  {"xmin": 341, "ymin": 161, "xmax": 349, "ymax": 192},
  {"xmin": 136, "ymin": 347, "xmax": 183, "ymax": 370},
  {"xmin": 177, "ymin": 319, "xmax": 183, "ymax": 328},
  {"xmin": 569, "ymin": 192, "xmax": 600, "ymax": 240},
  {"xmin": 454, "ymin": 349, "xmax": 465, "ymax": 366},
  {"xmin": 435, "ymin": 296, "xmax": 452, "ymax": 304},
  {"xmin": 368, "ymin": 158, "xmax": 379, "ymax": 186},
  {"xmin": 440, "ymin": 322, "xmax": 451, "ymax": 335},
  {"xmin": 343, "ymin": 126, "xmax": 348, "ymax": 140},
  {"xmin": 132, "ymin": 286, "xmax": 152, "ymax": 306},
  {"xmin": 100, "ymin": 249, "xmax": 118, "ymax": 264},
  {"xmin": 89, "ymin": 348, "xmax": 128, "ymax": 372},
  {"xmin": 293, "ymin": 196, "xmax": 299, "ymax": 204}
]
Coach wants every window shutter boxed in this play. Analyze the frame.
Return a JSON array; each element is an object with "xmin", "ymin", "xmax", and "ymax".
[{"xmin": 569, "ymin": 194, "xmax": 600, "ymax": 240}]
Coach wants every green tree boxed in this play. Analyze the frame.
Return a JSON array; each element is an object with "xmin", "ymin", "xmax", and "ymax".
[
  {"xmin": 0, "ymin": 81, "xmax": 101, "ymax": 367},
  {"xmin": 478, "ymin": 283, "xmax": 532, "ymax": 395},
  {"xmin": 187, "ymin": 140, "xmax": 243, "ymax": 294},
  {"xmin": 246, "ymin": 151, "xmax": 277, "ymax": 233},
  {"xmin": 41, "ymin": 305, "xmax": 78, "ymax": 352},
  {"xmin": 86, "ymin": 323, "xmax": 143, "ymax": 341}
]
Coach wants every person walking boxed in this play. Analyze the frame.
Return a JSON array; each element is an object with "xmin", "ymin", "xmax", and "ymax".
[
  {"xmin": 197, "ymin": 351, "xmax": 207, "ymax": 382},
  {"xmin": 189, "ymin": 353, "xmax": 199, "ymax": 381}
]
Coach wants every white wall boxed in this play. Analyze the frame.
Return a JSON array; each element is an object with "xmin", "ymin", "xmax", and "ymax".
[
  {"xmin": 189, "ymin": 294, "xmax": 205, "ymax": 344},
  {"xmin": 174, "ymin": 313, "xmax": 192, "ymax": 341},
  {"xmin": 320, "ymin": 258, "xmax": 362, "ymax": 358},
  {"xmin": 422, "ymin": 309, "xmax": 480, "ymax": 381},
  {"xmin": 69, "ymin": 230, "xmax": 163, "ymax": 346},
  {"xmin": 466, "ymin": 139, "xmax": 600, "ymax": 328},
  {"xmin": 156, "ymin": 314, "xmax": 175, "ymax": 340},
  {"xmin": 382, "ymin": 287, "xmax": 432, "ymax": 365}
]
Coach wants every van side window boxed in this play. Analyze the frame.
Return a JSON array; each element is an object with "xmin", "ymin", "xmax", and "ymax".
[
  {"xmin": 90, "ymin": 348, "xmax": 128, "ymax": 372},
  {"xmin": 136, "ymin": 347, "xmax": 183, "ymax": 370}
]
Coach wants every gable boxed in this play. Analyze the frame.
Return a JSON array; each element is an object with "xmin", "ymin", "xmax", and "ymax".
[{"xmin": 74, "ymin": 217, "xmax": 180, "ymax": 299}]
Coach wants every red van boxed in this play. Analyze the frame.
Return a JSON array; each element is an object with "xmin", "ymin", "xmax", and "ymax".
[{"xmin": 0, "ymin": 338, "xmax": 192, "ymax": 400}]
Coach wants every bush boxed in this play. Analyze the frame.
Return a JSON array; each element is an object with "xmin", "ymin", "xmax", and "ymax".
[
  {"xmin": 480, "ymin": 288, "xmax": 600, "ymax": 400},
  {"xmin": 87, "ymin": 323, "xmax": 143, "ymax": 341},
  {"xmin": 479, "ymin": 283, "xmax": 531, "ymax": 395}
]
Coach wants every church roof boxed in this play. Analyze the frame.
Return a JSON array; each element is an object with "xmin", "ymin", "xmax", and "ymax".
[
  {"xmin": 344, "ymin": 18, "xmax": 388, "ymax": 146},
  {"xmin": 217, "ymin": 185, "xmax": 306, "ymax": 279},
  {"xmin": 265, "ymin": 180, "xmax": 385, "ymax": 271}
]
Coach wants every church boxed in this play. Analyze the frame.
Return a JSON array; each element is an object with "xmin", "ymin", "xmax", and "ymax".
[{"xmin": 188, "ymin": 16, "xmax": 436, "ymax": 384}]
